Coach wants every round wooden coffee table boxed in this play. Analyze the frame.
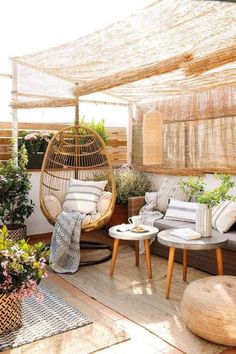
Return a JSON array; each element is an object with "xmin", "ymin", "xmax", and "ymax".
[
  {"xmin": 109, "ymin": 225, "xmax": 159, "ymax": 279},
  {"xmin": 158, "ymin": 229, "xmax": 228, "ymax": 298}
]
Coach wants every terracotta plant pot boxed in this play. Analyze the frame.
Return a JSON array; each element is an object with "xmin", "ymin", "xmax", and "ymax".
[{"xmin": 107, "ymin": 204, "xmax": 128, "ymax": 227}]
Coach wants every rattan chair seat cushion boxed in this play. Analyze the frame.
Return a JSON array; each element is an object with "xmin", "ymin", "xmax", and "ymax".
[{"xmin": 181, "ymin": 276, "xmax": 236, "ymax": 346}]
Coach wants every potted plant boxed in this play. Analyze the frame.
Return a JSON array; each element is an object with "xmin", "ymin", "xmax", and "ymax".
[
  {"xmin": 179, "ymin": 174, "xmax": 235, "ymax": 237},
  {"xmin": 0, "ymin": 145, "xmax": 34, "ymax": 240},
  {"xmin": 107, "ymin": 166, "xmax": 153, "ymax": 226},
  {"xmin": 79, "ymin": 118, "xmax": 109, "ymax": 144},
  {"xmin": 0, "ymin": 225, "xmax": 48, "ymax": 334},
  {"xmin": 18, "ymin": 131, "xmax": 53, "ymax": 169}
]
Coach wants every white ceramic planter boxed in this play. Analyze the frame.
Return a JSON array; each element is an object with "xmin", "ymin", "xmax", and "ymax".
[{"xmin": 196, "ymin": 204, "xmax": 212, "ymax": 237}]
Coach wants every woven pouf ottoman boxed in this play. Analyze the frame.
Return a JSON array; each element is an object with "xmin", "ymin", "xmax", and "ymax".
[{"xmin": 181, "ymin": 276, "xmax": 236, "ymax": 346}]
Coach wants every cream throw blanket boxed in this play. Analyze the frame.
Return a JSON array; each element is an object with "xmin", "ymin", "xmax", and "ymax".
[
  {"xmin": 138, "ymin": 192, "xmax": 163, "ymax": 254},
  {"xmin": 49, "ymin": 211, "xmax": 85, "ymax": 274}
]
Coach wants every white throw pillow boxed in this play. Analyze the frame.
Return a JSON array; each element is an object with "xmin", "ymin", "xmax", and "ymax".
[
  {"xmin": 157, "ymin": 178, "xmax": 189, "ymax": 213},
  {"xmin": 63, "ymin": 179, "xmax": 108, "ymax": 214},
  {"xmin": 52, "ymin": 190, "xmax": 67, "ymax": 205},
  {"xmin": 212, "ymin": 201, "xmax": 236, "ymax": 233},
  {"xmin": 164, "ymin": 199, "xmax": 198, "ymax": 222},
  {"xmin": 44, "ymin": 195, "xmax": 62, "ymax": 218},
  {"xmin": 97, "ymin": 191, "xmax": 112, "ymax": 213},
  {"xmin": 82, "ymin": 214, "xmax": 92, "ymax": 226}
]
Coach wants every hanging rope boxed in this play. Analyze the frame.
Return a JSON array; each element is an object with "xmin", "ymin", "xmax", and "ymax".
[{"xmin": 75, "ymin": 83, "xmax": 79, "ymax": 125}]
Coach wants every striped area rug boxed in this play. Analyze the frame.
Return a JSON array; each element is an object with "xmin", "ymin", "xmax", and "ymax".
[{"xmin": 0, "ymin": 284, "xmax": 91, "ymax": 352}]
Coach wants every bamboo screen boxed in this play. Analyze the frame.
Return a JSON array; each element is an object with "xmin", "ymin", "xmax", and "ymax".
[
  {"xmin": 11, "ymin": 0, "xmax": 236, "ymax": 108},
  {"xmin": 132, "ymin": 87, "xmax": 236, "ymax": 174}
]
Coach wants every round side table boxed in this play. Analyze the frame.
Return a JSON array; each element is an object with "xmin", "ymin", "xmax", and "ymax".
[
  {"xmin": 158, "ymin": 229, "xmax": 228, "ymax": 298},
  {"xmin": 109, "ymin": 225, "xmax": 159, "ymax": 279}
]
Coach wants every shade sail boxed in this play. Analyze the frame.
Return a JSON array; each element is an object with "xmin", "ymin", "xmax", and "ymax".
[{"xmin": 11, "ymin": 0, "xmax": 236, "ymax": 108}]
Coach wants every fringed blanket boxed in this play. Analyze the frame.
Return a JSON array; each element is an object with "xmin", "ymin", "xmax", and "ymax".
[{"xmin": 49, "ymin": 211, "xmax": 84, "ymax": 274}]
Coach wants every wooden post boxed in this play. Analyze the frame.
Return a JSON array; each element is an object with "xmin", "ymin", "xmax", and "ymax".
[
  {"xmin": 127, "ymin": 104, "xmax": 134, "ymax": 166},
  {"xmin": 12, "ymin": 60, "xmax": 18, "ymax": 165}
]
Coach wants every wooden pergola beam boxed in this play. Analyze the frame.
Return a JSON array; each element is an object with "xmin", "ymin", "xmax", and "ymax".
[
  {"xmin": 0, "ymin": 73, "xmax": 12, "ymax": 78},
  {"xmin": 73, "ymin": 52, "xmax": 193, "ymax": 97},
  {"xmin": 11, "ymin": 98, "xmax": 77, "ymax": 109},
  {"xmin": 184, "ymin": 41, "xmax": 236, "ymax": 76}
]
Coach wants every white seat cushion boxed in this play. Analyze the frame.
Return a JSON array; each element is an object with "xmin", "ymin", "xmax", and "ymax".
[
  {"xmin": 63, "ymin": 179, "xmax": 108, "ymax": 214},
  {"xmin": 157, "ymin": 178, "xmax": 189, "ymax": 213},
  {"xmin": 52, "ymin": 190, "xmax": 67, "ymax": 205},
  {"xmin": 164, "ymin": 198, "xmax": 198, "ymax": 222},
  {"xmin": 44, "ymin": 195, "xmax": 62, "ymax": 218},
  {"xmin": 97, "ymin": 191, "xmax": 112, "ymax": 213},
  {"xmin": 212, "ymin": 201, "xmax": 236, "ymax": 233}
]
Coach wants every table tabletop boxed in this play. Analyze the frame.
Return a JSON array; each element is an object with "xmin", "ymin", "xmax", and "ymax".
[
  {"xmin": 109, "ymin": 224, "xmax": 159, "ymax": 241},
  {"xmin": 158, "ymin": 229, "xmax": 228, "ymax": 250}
]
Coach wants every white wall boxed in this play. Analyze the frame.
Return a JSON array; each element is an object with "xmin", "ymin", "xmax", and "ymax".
[{"xmin": 26, "ymin": 172, "xmax": 53, "ymax": 236}]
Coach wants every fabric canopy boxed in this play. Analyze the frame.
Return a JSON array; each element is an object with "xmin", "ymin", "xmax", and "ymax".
[{"xmin": 11, "ymin": 0, "xmax": 236, "ymax": 108}]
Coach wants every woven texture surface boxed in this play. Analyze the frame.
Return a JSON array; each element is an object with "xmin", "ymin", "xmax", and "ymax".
[
  {"xmin": 0, "ymin": 284, "xmax": 91, "ymax": 352},
  {"xmin": 132, "ymin": 86, "xmax": 236, "ymax": 172},
  {"xmin": 0, "ymin": 295, "xmax": 22, "ymax": 335},
  {"xmin": 40, "ymin": 125, "xmax": 116, "ymax": 231},
  {"xmin": 11, "ymin": 1, "xmax": 236, "ymax": 107},
  {"xmin": 181, "ymin": 276, "xmax": 236, "ymax": 346}
]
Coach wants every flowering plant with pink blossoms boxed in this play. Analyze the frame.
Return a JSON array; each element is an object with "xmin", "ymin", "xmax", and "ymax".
[
  {"xmin": 18, "ymin": 131, "xmax": 53, "ymax": 154},
  {"xmin": 0, "ymin": 226, "xmax": 49, "ymax": 298}
]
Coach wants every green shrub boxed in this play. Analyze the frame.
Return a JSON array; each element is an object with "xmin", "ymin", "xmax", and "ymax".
[
  {"xmin": 0, "ymin": 145, "xmax": 34, "ymax": 226},
  {"xmin": 178, "ymin": 174, "xmax": 235, "ymax": 208},
  {"xmin": 114, "ymin": 166, "xmax": 152, "ymax": 205}
]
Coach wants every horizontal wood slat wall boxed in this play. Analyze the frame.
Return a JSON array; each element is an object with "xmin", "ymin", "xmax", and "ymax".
[{"xmin": 0, "ymin": 122, "xmax": 127, "ymax": 166}]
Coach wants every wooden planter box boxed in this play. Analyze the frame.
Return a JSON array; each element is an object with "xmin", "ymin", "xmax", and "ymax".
[
  {"xmin": 107, "ymin": 204, "xmax": 128, "ymax": 227},
  {"xmin": 27, "ymin": 153, "xmax": 44, "ymax": 169}
]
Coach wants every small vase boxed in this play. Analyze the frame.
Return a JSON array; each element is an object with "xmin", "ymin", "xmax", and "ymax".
[
  {"xmin": 196, "ymin": 204, "xmax": 212, "ymax": 237},
  {"xmin": 0, "ymin": 294, "xmax": 22, "ymax": 334}
]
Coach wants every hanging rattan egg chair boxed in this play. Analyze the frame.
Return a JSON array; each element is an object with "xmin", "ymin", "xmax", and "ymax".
[{"xmin": 40, "ymin": 122, "xmax": 116, "ymax": 265}]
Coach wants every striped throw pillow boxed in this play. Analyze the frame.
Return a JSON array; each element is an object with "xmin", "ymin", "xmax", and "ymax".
[
  {"xmin": 212, "ymin": 201, "xmax": 236, "ymax": 233},
  {"xmin": 63, "ymin": 179, "xmax": 108, "ymax": 214},
  {"xmin": 157, "ymin": 178, "xmax": 190, "ymax": 213},
  {"xmin": 164, "ymin": 199, "xmax": 198, "ymax": 222}
]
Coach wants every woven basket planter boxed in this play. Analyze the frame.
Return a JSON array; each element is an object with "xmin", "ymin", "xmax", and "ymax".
[
  {"xmin": 6, "ymin": 225, "xmax": 27, "ymax": 241},
  {"xmin": 0, "ymin": 294, "xmax": 22, "ymax": 334}
]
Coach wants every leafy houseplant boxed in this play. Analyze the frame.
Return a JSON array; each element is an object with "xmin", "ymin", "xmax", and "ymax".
[
  {"xmin": 107, "ymin": 166, "xmax": 152, "ymax": 226},
  {"xmin": 79, "ymin": 118, "xmax": 109, "ymax": 144},
  {"xmin": 0, "ymin": 225, "xmax": 48, "ymax": 334},
  {"xmin": 179, "ymin": 174, "xmax": 235, "ymax": 236},
  {"xmin": 0, "ymin": 145, "xmax": 34, "ymax": 239},
  {"xmin": 18, "ymin": 131, "xmax": 54, "ymax": 169}
]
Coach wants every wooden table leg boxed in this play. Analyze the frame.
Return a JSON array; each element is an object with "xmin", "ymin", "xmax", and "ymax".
[
  {"xmin": 183, "ymin": 249, "xmax": 188, "ymax": 282},
  {"xmin": 166, "ymin": 247, "xmax": 175, "ymax": 299},
  {"xmin": 144, "ymin": 239, "xmax": 152, "ymax": 279},
  {"xmin": 110, "ymin": 239, "xmax": 120, "ymax": 276},
  {"xmin": 135, "ymin": 241, "xmax": 139, "ymax": 266},
  {"xmin": 215, "ymin": 248, "xmax": 224, "ymax": 275}
]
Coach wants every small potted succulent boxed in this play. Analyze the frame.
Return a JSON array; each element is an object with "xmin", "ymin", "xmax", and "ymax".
[
  {"xmin": 0, "ymin": 145, "xmax": 34, "ymax": 240},
  {"xmin": 107, "ymin": 166, "xmax": 153, "ymax": 226},
  {"xmin": 179, "ymin": 174, "xmax": 235, "ymax": 237},
  {"xmin": 0, "ymin": 225, "xmax": 48, "ymax": 334},
  {"xmin": 18, "ymin": 131, "xmax": 53, "ymax": 169}
]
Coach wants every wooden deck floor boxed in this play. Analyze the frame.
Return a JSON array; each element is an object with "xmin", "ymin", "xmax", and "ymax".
[{"xmin": 27, "ymin": 230, "xmax": 235, "ymax": 354}]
